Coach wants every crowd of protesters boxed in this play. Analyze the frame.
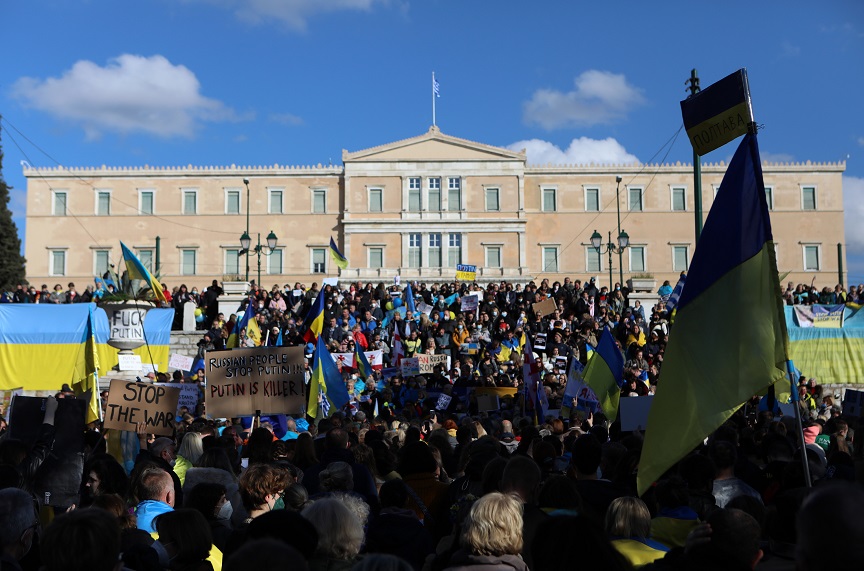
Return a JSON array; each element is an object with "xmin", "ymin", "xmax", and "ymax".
[{"xmin": 1, "ymin": 275, "xmax": 864, "ymax": 571}]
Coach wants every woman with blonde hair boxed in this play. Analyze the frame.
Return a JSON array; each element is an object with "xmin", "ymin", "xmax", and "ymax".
[
  {"xmin": 443, "ymin": 492, "xmax": 528, "ymax": 570},
  {"xmin": 175, "ymin": 432, "xmax": 204, "ymax": 486},
  {"xmin": 605, "ymin": 496, "xmax": 669, "ymax": 567}
]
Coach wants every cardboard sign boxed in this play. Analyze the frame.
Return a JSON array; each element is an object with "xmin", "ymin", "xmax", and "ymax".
[
  {"xmin": 619, "ymin": 395, "xmax": 654, "ymax": 431},
  {"xmin": 161, "ymin": 383, "xmax": 201, "ymax": 415},
  {"xmin": 104, "ymin": 379, "xmax": 181, "ymax": 436},
  {"xmin": 169, "ymin": 353, "xmax": 195, "ymax": 371},
  {"xmin": 456, "ymin": 264, "xmax": 477, "ymax": 281},
  {"xmin": 400, "ymin": 357, "xmax": 420, "ymax": 376},
  {"xmin": 118, "ymin": 353, "xmax": 143, "ymax": 371},
  {"xmin": 532, "ymin": 298, "xmax": 557, "ymax": 318},
  {"xmin": 417, "ymin": 354, "xmax": 449, "ymax": 374},
  {"xmin": 205, "ymin": 346, "xmax": 306, "ymax": 418},
  {"xmin": 436, "ymin": 394, "xmax": 453, "ymax": 411}
]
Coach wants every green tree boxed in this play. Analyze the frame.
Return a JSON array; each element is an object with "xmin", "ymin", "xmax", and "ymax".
[{"xmin": 0, "ymin": 119, "xmax": 26, "ymax": 290}]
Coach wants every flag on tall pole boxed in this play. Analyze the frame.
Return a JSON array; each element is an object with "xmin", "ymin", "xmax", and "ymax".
[
  {"xmin": 432, "ymin": 72, "xmax": 440, "ymax": 126},
  {"xmin": 303, "ymin": 289, "xmax": 326, "ymax": 344},
  {"xmin": 73, "ymin": 304, "xmax": 102, "ymax": 424},
  {"xmin": 581, "ymin": 326, "xmax": 625, "ymax": 421},
  {"xmin": 227, "ymin": 300, "xmax": 255, "ymax": 348},
  {"xmin": 120, "ymin": 242, "xmax": 166, "ymax": 303},
  {"xmin": 329, "ymin": 237, "xmax": 349, "ymax": 270},
  {"xmin": 308, "ymin": 336, "xmax": 351, "ymax": 419},
  {"xmin": 636, "ymin": 132, "xmax": 787, "ymax": 496}
]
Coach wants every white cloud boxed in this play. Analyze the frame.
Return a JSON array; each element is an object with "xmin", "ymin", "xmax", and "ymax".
[
  {"xmin": 11, "ymin": 54, "xmax": 236, "ymax": 139},
  {"xmin": 845, "ymin": 175, "xmax": 864, "ymax": 251},
  {"xmin": 270, "ymin": 112, "xmax": 304, "ymax": 126},
  {"xmin": 760, "ymin": 151, "xmax": 796, "ymax": 164},
  {"xmin": 523, "ymin": 70, "xmax": 646, "ymax": 130},
  {"xmin": 189, "ymin": 0, "xmax": 384, "ymax": 31},
  {"xmin": 508, "ymin": 137, "xmax": 639, "ymax": 166}
]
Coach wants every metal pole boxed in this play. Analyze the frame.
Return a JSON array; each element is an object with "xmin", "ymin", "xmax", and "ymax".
[
  {"xmin": 838, "ymin": 243, "xmax": 845, "ymax": 287},
  {"xmin": 616, "ymin": 178, "xmax": 624, "ymax": 287},
  {"xmin": 256, "ymin": 233, "xmax": 262, "ymax": 288},
  {"xmin": 688, "ymin": 69, "xmax": 704, "ymax": 242},
  {"xmin": 432, "ymin": 72, "xmax": 437, "ymax": 127},
  {"xmin": 244, "ymin": 179, "xmax": 251, "ymax": 282},
  {"xmin": 786, "ymin": 360, "xmax": 813, "ymax": 488},
  {"xmin": 155, "ymin": 236, "xmax": 161, "ymax": 277},
  {"xmin": 608, "ymin": 232, "xmax": 614, "ymax": 292}
]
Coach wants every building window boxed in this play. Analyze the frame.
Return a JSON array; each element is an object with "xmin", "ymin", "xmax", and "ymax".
[
  {"xmin": 428, "ymin": 178, "xmax": 441, "ymax": 211},
  {"xmin": 486, "ymin": 246, "xmax": 502, "ymax": 268},
  {"xmin": 447, "ymin": 177, "xmax": 462, "ymax": 211},
  {"xmin": 312, "ymin": 189, "xmax": 327, "ymax": 213},
  {"xmin": 369, "ymin": 188, "xmax": 383, "ymax": 212},
  {"xmin": 542, "ymin": 188, "xmax": 557, "ymax": 212},
  {"xmin": 139, "ymin": 190, "xmax": 154, "ymax": 215},
  {"xmin": 672, "ymin": 246, "xmax": 689, "ymax": 272},
  {"xmin": 96, "ymin": 191, "xmax": 111, "ymax": 216},
  {"xmin": 628, "ymin": 187, "xmax": 643, "ymax": 211},
  {"xmin": 671, "ymin": 186, "xmax": 686, "ymax": 211},
  {"xmin": 712, "ymin": 184, "xmax": 721, "ymax": 199},
  {"xmin": 764, "ymin": 186, "xmax": 773, "ymax": 211},
  {"xmin": 94, "ymin": 250, "xmax": 111, "ymax": 276},
  {"xmin": 312, "ymin": 248, "xmax": 327, "ymax": 273},
  {"xmin": 542, "ymin": 247, "xmax": 559, "ymax": 273},
  {"xmin": 408, "ymin": 234, "xmax": 422, "ymax": 268},
  {"xmin": 182, "ymin": 190, "xmax": 197, "ymax": 215},
  {"xmin": 53, "ymin": 191, "xmax": 67, "ymax": 216},
  {"xmin": 585, "ymin": 187, "xmax": 600, "ymax": 212},
  {"xmin": 429, "ymin": 233, "xmax": 442, "ymax": 267},
  {"xmin": 629, "ymin": 246, "xmax": 646, "ymax": 272},
  {"xmin": 50, "ymin": 250, "xmax": 66, "ymax": 276},
  {"xmin": 226, "ymin": 189, "xmax": 241, "ymax": 215},
  {"xmin": 268, "ymin": 250, "xmax": 283, "ymax": 274},
  {"xmin": 408, "ymin": 181, "xmax": 422, "ymax": 211},
  {"xmin": 448, "ymin": 233, "xmax": 462, "ymax": 266},
  {"xmin": 138, "ymin": 249, "xmax": 154, "ymax": 273},
  {"xmin": 803, "ymin": 245, "xmax": 820, "ymax": 271},
  {"xmin": 586, "ymin": 247, "xmax": 602, "ymax": 273},
  {"xmin": 269, "ymin": 189, "xmax": 283, "ymax": 214},
  {"xmin": 802, "ymin": 186, "xmax": 817, "ymax": 210},
  {"xmin": 369, "ymin": 247, "xmax": 384, "ymax": 269},
  {"xmin": 485, "ymin": 188, "xmax": 500, "ymax": 211},
  {"xmin": 225, "ymin": 249, "xmax": 240, "ymax": 275},
  {"xmin": 181, "ymin": 250, "xmax": 197, "ymax": 275}
]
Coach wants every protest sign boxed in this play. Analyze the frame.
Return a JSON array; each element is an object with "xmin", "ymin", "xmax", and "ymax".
[
  {"xmin": 117, "ymin": 353, "xmax": 142, "ymax": 371},
  {"xmin": 843, "ymin": 389, "xmax": 864, "ymax": 418},
  {"xmin": 400, "ymin": 357, "xmax": 420, "ymax": 376},
  {"xmin": 417, "ymin": 354, "xmax": 449, "ymax": 374},
  {"xmin": 382, "ymin": 367, "xmax": 400, "ymax": 379},
  {"xmin": 474, "ymin": 387, "xmax": 518, "ymax": 398},
  {"xmin": 142, "ymin": 363, "xmax": 158, "ymax": 374},
  {"xmin": 161, "ymin": 383, "xmax": 201, "ymax": 415},
  {"xmin": 619, "ymin": 395, "xmax": 654, "ymax": 431},
  {"xmin": 555, "ymin": 356, "xmax": 568, "ymax": 371},
  {"xmin": 562, "ymin": 359, "xmax": 600, "ymax": 415},
  {"xmin": 0, "ymin": 387, "xmax": 22, "ymax": 416},
  {"xmin": 476, "ymin": 393, "xmax": 500, "ymax": 412},
  {"xmin": 793, "ymin": 304, "xmax": 845, "ymax": 328},
  {"xmin": 460, "ymin": 294, "xmax": 479, "ymax": 313},
  {"xmin": 322, "ymin": 277, "xmax": 339, "ymax": 287},
  {"xmin": 104, "ymin": 379, "xmax": 180, "ymax": 436},
  {"xmin": 455, "ymin": 264, "xmax": 477, "ymax": 281},
  {"xmin": 416, "ymin": 302, "xmax": 434, "ymax": 316},
  {"xmin": 532, "ymin": 298, "xmax": 557, "ymax": 318},
  {"xmin": 205, "ymin": 346, "xmax": 306, "ymax": 417},
  {"xmin": 169, "ymin": 353, "xmax": 195, "ymax": 371},
  {"xmin": 460, "ymin": 342, "xmax": 480, "ymax": 355},
  {"xmin": 534, "ymin": 333, "xmax": 547, "ymax": 351},
  {"xmin": 436, "ymin": 394, "xmax": 452, "ymax": 411}
]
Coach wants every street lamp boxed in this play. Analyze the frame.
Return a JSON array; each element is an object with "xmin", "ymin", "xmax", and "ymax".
[
  {"xmin": 239, "ymin": 230, "xmax": 278, "ymax": 287},
  {"xmin": 242, "ymin": 178, "xmax": 251, "ymax": 282},
  {"xmin": 591, "ymin": 229, "xmax": 630, "ymax": 291}
]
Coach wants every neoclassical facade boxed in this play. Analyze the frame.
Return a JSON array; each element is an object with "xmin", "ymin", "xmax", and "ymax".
[{"xmin": 24, "ymin": 126, "xmax": 847, "ymax": 289}]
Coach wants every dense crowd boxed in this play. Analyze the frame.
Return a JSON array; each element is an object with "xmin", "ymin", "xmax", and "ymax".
[{"xmin": 1, "ymin": 275, "xmax": 864, "ymax": 571}]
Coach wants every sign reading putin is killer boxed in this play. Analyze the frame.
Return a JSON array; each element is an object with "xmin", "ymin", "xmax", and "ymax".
[{"xmin": 205, "ymin": 346, "xmax": 306, "ymax": 418}]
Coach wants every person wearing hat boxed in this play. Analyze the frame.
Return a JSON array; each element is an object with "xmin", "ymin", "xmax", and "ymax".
[{"xmin": 134, "ymin": 424, "xmax": 183, "ymax": 506}]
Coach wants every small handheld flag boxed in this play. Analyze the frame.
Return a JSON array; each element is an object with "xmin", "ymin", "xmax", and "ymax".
[{"xmin": 329, "ymin": 237, "xmax": 348, "ymax": 270}]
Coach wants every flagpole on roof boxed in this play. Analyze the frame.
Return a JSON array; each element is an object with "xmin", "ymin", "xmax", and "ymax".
[{"xmin": 432, "ymin": 72, "xmax": 439, "ymax": 127}]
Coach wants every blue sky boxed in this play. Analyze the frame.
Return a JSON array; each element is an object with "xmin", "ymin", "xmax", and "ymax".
[{"xmin": 2, "ymin": 0, "xmax": 863, "ymax": 281}]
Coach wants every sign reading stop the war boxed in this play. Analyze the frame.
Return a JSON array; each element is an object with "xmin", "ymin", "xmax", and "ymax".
[
  {"xmin": 104, "ymin": 379, "xmax": 180, "ymax": 436},
  {"xmin": 205, "ymin": 346, "xmax": 306, "ymax": 418}
]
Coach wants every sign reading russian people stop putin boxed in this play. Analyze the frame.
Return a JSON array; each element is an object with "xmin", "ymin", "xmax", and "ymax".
[{"xmin": 205, "ymin": 346, "xmax": 306, "ymax": 418}]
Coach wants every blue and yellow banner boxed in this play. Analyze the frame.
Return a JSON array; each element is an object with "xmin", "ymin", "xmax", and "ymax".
[
  {"xmin": 786, "ymin": 305, "xmax": 864, "ymax": 385},
  {"xmin": 329, "ymin": 237, "xmax": 348, "ymax": 270},
  {"xmin": 680, "ymin": 69, "xmax": 753, "ymax": 156}
]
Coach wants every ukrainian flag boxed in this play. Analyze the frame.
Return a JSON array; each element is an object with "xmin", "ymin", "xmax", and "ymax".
[
  {"xmin": 227, "ymin": 301, "xmax": 255, "ymax": 349},
  {"xmin": 303, "ymin": 290, "xmax": 326, "ymax": 344},
  {"xmin": 582, "ymin": 326, "xmax": 624, "ymax": 421},
  {"xmin": 329, "ymin": 237, "xmax": 348, "ymax": 270},
  {"xmin": 355, "ymin": 345, "xmax": 372, "ymax": 380},
  {"xmin": 637, "ymin": 133, "xmax": 787, "ymax": 496},
  {"xmin": 72, "ymin": 304, "xmax": 102, "ymax": 423},
  {"xmin": 121, "ymin": 242, "xmax": 166, "ymax": 303},
  {"xmin": 308, "ymin": 336, "xmax": 350, "ymax": 419}
]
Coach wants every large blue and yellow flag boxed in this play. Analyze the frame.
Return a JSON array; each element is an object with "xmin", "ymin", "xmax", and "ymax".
[
  {"xmin": 72, "ymin": 304, "xmax": 102, "ymax": 424},
  {"xmin": 637, "ymin": 133, "xmax": 787, "ymax": 496},
  {"xmin": 120, "ymin": 242, "xmax": 166, "ymax": 303},
  {"xmin": 308, "ymin": 336, "xmax": 350, "ymax": 419},
  {"xmin": 582, "ymin": 326, "xmax": 624, "ymax": 421},
  {"xmin": 329, "ymin": 237, "xmax": 348, "ymax": 270},
  {"xmin": 303, "ymin": 289, "xmax": 326, "ymax": 344}
]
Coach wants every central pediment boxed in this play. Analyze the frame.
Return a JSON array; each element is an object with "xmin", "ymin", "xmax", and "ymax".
[{"xmin": 343, "ymin": 126, "xmax": 526, "ymax": 163}]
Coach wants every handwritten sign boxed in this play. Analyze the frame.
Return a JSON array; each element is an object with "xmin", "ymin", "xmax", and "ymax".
[
  {"xmin": 118, "ymin": 354, "xmax": 142, "ymax": 371},
  {"xmin": 205, "ymin": 346, "xmax": 306, "ymax": 418},
  {"xmin": 400, "ymin": 357, "xmax": 420, "ymax": 377},
  {"xmin": 161, "ymin": 383, "xmax": 201, "ymax": 415},
  {"xmin": 532, "ymin": 298, "xmax": 557, "ymax": 318},
  {"xmin": 455, "ymin": 264, "xmax": 477, "ymax": 281},
  {"xmin": 169, "ymin": 353, "xmax": 195, "ymax": 371},
  {"xmin": 417, "ymin": 354, "xmax": 449, "ymax": 374},
  {"xmin": 104, "ymin": 379, "xmax": 180, "ymax": 436}
]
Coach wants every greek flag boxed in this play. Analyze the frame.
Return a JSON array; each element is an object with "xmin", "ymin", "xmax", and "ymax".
[
  {"xmin": 665, "ymin": 274, "xmax": 687, "ymax": 314},
  {"xmin": 433, "ymin": 76, "xmax": 440, "ymax": 97}
]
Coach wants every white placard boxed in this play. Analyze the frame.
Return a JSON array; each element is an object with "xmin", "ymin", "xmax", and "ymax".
[
  {"xmin": 322, "ymin": 277, "xmax": 339, "ymax": 287},
  {"xmin": 168, "ymin": 353, "xmax": 195, "ymax": 371},
  {"xmin": 118, "ymin": 354, "xmax": 143, "ymax": 371},
  {"xmin": 619, "ymin": 395, "xmax": 654, "ymax": 431},
  {"xmin": 142, "ymin": 363, "xmax": 159, "ymax": 374}
]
